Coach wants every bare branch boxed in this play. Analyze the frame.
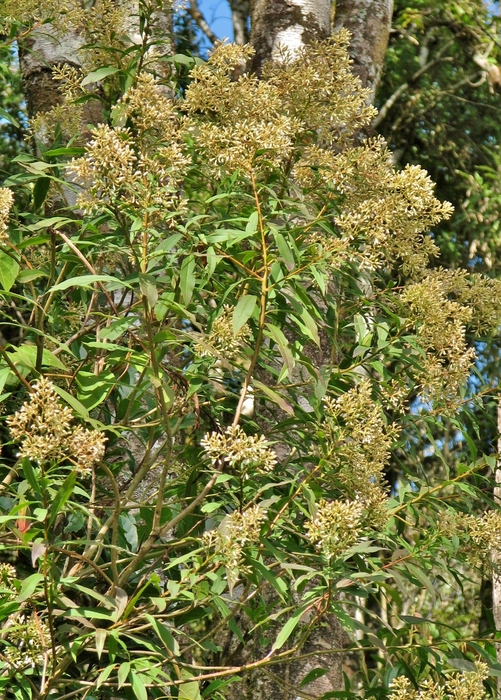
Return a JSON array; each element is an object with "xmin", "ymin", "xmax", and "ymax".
[{"xmin": 188, "ymin": 0, "xmax": 219, "ymax": 45}]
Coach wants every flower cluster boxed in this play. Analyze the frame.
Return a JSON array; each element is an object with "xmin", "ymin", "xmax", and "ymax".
[
  {"xmin": 204, "ymin": 505, "xmax": 265, "ymax": 589},
  {"xmin": 7, "ymin": 377, "xmax": 106, "ymax": 473},
  {"xmin": 4, "ymin": 613, "xmax": 51, "ymax": 669},
  {"xmin": 388, "ymin": 662, "xmax": 488, "ymax": 700},
  {"xmin": 69, "ymin": 74, "xmax": 188, "ymax": 216},
  {"xmin": 401, "ymin": 275, "xmax": 476, "ymax": 403},
  {"xmin": 266, "ymin": 33, "xmax": 375, "ymax": 149},
  {"xmin": 457, "ymin": 510, "xmax": 501, "ymax": 561},
  {"xmin": 0, "ymin": 187, "xmax": 13, "ymax": 243},
  {"xmin": 426, "ymin": 268, "xmax": 501, "ymax": 336},
  {"xmin": 195, "ymin": 306, "xmax": 252, "ymax": 361},
  {"xmin": 201, "ymin": 425, "xmax": 276, "ymax": 472},
  {"xmin": 184, "ymin": 42, "xmax": 300, "ymax": 175},
  {"xmin": 322, "ymin": 138, "xmax": 453, "ymax": 275},
  {"xmin": 0, "ymin": 564, "xmax": 17, "ymax": 600},
  {"xmin": 306, "ymin": 499, "xmax": 363, "ymax": 560},
  {"xmin": 322, "ymin": 381, "xmax": 397, "ymax": 528}
]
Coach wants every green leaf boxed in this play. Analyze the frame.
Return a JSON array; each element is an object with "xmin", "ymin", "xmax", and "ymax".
[
  {"xmin": 245, "ymin": 210, "xmax": 259, "ymax": 236},
  {"xmin": 165, "ymin": 53, "xmax": 197, "ymax": 65},
  {"xmin": 33, "ymin": 177, "xmax": 51, "ymax": 209},
  {"xmin": 49, "ymin": 471, "xmax": 76, "ymax": 526},
  {"xmin": 52, "ymin": 385, "xmax": 89, "ymax": 420},
  {"xmin": 179, "ymin": 672, "xmax": 202, "ymax": 700},
  {"xmin": 145, "ymin": 614, "xmax": 180, "ymax": 655},
  {"xmin": 17, "ymin": 269, "xmax": 49, "ymax": 283},
  {"xmin": 264, "ymin": 323, "xmax": 295, "ymax": 377},
  {"xmin": 271, "ymin": 607, "xmax": 305, "ymax": 651},
  {"xmin": 27, "ymin": 216, "xmax": 75, "ymax": 231},
  {"xmin": 299, "ymin": 668, "xmax": 327, "ymax": 688},
  {"xmin": 118, "ymin": 662, "xmax": 130, "ymax": 689},
  {"xmin": 139, "ymin": 272, "xmax": 158, "ymax": 308},
  {"xmin": 180, "ymin": 255, "xmax": 196, "ymax": 305},
  {"xmin": 232, "ymin": 295, "xmax": 257, "ymax": 335},
  {"xmin": 98, "ymin": 316, "xmax": 137, "ymax": 341},
  {"xmin": 43, "ymin": 147, "xmax": 86, "ymax": 157},
  {"xmin": 95, "ymin": 628, "xmax": 107, "ymax": 659},
  {"xmin": 17, "ymin": 573, "xmax": 44, "ymax": 603},
  {"xmin": 81, "ymin": 65, "xmax": 120, "ymax": 86},
  {"xmin": 119, "ymin": 513, "xmax": 138, "ymax": 552},
  {"xmin": 0, "ymin": 106, "xmax": 20, "ymax": 128},
  {"xmin": 252, "ymin": 380, "xmax": 294, "ymax": 414},
  {"xmin": 96, "ymin": 663, "xmax": 115, "ymax": 688},
  {"xmin": 10, "ymin": 345, "xmax": 66, "ymax": 371},
  {"xmin": 76, "ymin": 369, "xmax": 115, "ymax": 410},
  {"xmin": 21, "ymin": 457, "xmax": 41, "ymax": 496},
  {"xmin": 129, "ymin": 671, "xmax": 148, "ymax": 700},
  {"xmin": 400, "ymin": 615, "xmax": 434, "ymax": 625},
  {"xmin": 0, "ymin": 251, "xmax": 19, "ymax": 291},
  {"xmin": 49, "ymin": 274, "xmax": 132, "ymax": 292},
  {"xmin": 274, "ymin": 232, "xmax": 295, "ymax": 270}
]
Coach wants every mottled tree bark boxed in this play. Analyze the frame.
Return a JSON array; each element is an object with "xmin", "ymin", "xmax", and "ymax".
[
  {"xmin": 249, "ymin": 0, "xmax": 330, "ymax": 73},
  {"xmin": 19, "ymin": 26, "xmax": 85, "ymax": 123},
  {"xmin": 493, "ymin": 399, "xmax": 501, "ymax": 697},
  {"xmin": 333, "ymin": 0, "xmax": 394, "ymax": 102}
]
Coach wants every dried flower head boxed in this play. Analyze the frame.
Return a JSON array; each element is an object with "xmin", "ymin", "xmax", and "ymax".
[
  {"xmin": 4, "ymin": 613, "xmax": 51, "ymax": 669},
  {"xmin": 306, "ymin": 499, "xmax": 363, "ymax": 560},
  {"xmin": 7, "ymin": 377, "xmax": 106, "ymax": 473},
  {"xmin": 195, "ymin": 306, "xmax": 252, "ymax": 361},
  {"xmin": 201, "ymin": 425, "xmax": 276, "ymax": 472},
  {"xmin": 0, "ymin": 187, "xmax": 13, "ymax": 243}
]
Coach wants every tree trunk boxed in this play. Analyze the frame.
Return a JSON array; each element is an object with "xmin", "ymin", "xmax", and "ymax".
[
  {"xmin": 493, "ymin": 398, "xmax": 501, "ymax": 696},
  {"xmin": 249, "ymin": 0, "xmax": 330, "ymax": 74},
  {"xmin": 230, "ymin": 0, "xmax": 250, "ymax": 44},
  {"xmin": 19, "ymin": 26, "xmax": 85, "ymax": 123},
  {"xmin": 333, "ymin": 0, "xmax": 394, "ymax": 102}
]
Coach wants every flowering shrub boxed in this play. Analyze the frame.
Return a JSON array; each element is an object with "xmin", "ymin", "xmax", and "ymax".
[{"xmin": 0, "ymin": 2, "xmax": 500, "ymax": 698}]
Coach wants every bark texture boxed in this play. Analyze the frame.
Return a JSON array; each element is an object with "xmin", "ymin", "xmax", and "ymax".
[
  {"xmin": 249, "ymin": 0, "xmax": 330, "ymax": 73},
  {"xmin": 230, "ymin": 0, "xmax": 250, "ymax": 44},
  {"xmin": 493, "ymin": 399, "xmax": 501, "ymax": 696},
  {"xmin": 333, "ymin": 0, "xmax": 394, "ymax": 101},
  {"xmin": 20, "ymin": 27, "xmax": 85, "ymax": 122}
]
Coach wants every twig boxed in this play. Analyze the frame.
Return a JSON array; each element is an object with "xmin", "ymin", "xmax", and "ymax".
[{"xmin": 188, "ymin": 0, "xmax": 220, "ymax": 45}]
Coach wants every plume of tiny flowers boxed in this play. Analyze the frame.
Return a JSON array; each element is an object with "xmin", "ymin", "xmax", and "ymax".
[
  {"xmin": 321, "ymin": 381, "xmax": 397, "ymax": 529},
  {"xmin": 442, "ymin": 510, "xmax": 501, "ymax": 566},
  {"xmin": 204, "ymin": 505, "xmax": 265, "ymax": 590},
  {"xmin": 0, "ymin": 187, "xmax": 13, "ymax": 243},
  {"xmin": 4, "ymin": 613, "xmax": 51, "ymax": 669},
  {"xmin": 0, "ymin": 564, "xmax": 17, "ymax": 600},
  {"xmin": 201, "ymin": 425, "xmax": 276, "ymax": 473},
  {"xmin": 68, "ymin": 125, "xmax": 138, "ymax": 212},
  {"xmin": 388, "ymin": 662, "xmax": 488, "ymax": 700},
  {"xmin": 7, "ymin": 377, "xmax": 106, "ymax": 473},
  {"xmin": 194, "ymin": 306, "xmax": 252, "ymax": 361},
  {"xmin": 305, "ymin": 499, "xmax": 363, "ymax": 560}
]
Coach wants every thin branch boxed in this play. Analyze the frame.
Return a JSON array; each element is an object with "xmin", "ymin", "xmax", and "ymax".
[{"xmin": 188, "ymin": 0, "xmax": 219, "ymax": 45}]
